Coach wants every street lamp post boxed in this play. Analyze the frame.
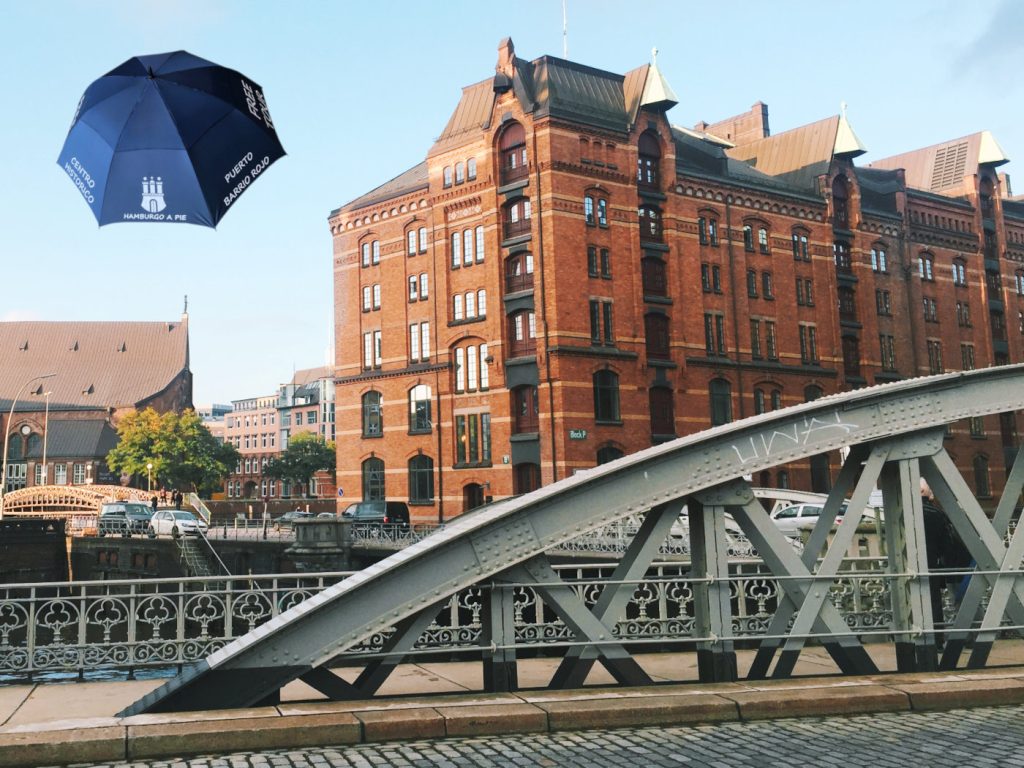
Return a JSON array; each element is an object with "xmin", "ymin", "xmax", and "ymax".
[
  {"xmin": 41, "ymin": 391, "xmax": 52, "ymax": 486},
  {"xmin": 147, "ymin": 462, "xmax": 153, "ymax": 493},
  {"xmin": 0, "ymin": 373, "xmax": 56, "ymax": 520}
]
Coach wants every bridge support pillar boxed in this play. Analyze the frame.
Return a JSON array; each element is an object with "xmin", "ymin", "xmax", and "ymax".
[
  {"xmin": 482, "ymin": 581, "xmax": 518, "ymax": 692},
  {"xmin": 881, "ymin": 459, "xmax": 939, "ymax": 672},
  {"xmin": 689, "ymin": 500, "xmax": 737, "ymax": 683}
]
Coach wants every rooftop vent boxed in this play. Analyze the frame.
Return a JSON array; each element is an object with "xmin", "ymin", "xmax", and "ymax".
[
  {"xmin": 930, "ymin": 142, "xmax": 969, "ymax": 191},
  {"xmin": 18, "ymin": 341, "xmax": 27, "ymax": 351},
  {"xmin": 82, "ymin": 384, "xmax": 94, "ymax": 395}
]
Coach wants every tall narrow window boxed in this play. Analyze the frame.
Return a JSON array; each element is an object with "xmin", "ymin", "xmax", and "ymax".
[
  {"xmin": 467, "ymin": 158, "xmax": 477, "ymax": 181},
  {"xmin": 750, "ymin": 319, "xmax": 762, "ymax": 359},
  {"xmin": 637, "ymin": 131, "xmax": 660, "ymax": 187},
  {"xmin": 463, "ymin": 229, "xmax": 473, "ymax": 266},
  {"xmin": 371, "ymin": 241, "xmax": 380, "ymax": 265},
  {"xmin": 407, "ymin": 230, "xmax": 417, "ymax": 256},
  {"xmin": 451, "ymin": 232, "xmax": 461, "ymax": 268},
  {"xmin": 597, "ymin": 198, "xmax": 608, "ymax": 227},
  {"xmin": 409, "ymin": 385, "xmax": 432, "ymax": 433},
  {"xmin": 362, "ymin": 457, "xmax": 385, "ymax": 500},
  {"xmin": 480, "ymin": 344, "xmax": 490, "ymax": 389},
  {"xmin": 475, "ymin": 225, "xmax": 484, "ymax": 263},
  {"xmin": 743, "ymin": 225, "xmax": 754, "ymax": 251},
  {"xmin": 499, "ymin": 122, "xmax": 527, "ymax": 184},
  {"xmin": 418, "ymin": 227, "xmax": 428, "ymax": 253},
  {"xmin": 593, "ymin": 370, "xmax": 620, "ymax": 422},
  {"xmin": 419, "ymin": 273, "xmax": 428, "ymax": 299},
  {"xmin": 649, "ymin": 387, "xmax": 674, "ymax": 436},
  {"xmin": 758, "ymin": 227, "xmax": 769, "ymax": 254},
  {"xmin": 709, "ymin": 379, "xmax": 732, "ymax": 426},
  {"xmin": 362, "ymin": 391, "xmax": 382, "ymax": 437},
  {"xmin": 408, "ymin": 275, "xmax": 418, "ymax": 302},
  {"xmin": 584, "ymin": 195, "xmax": 595, "ymax": 226},
  {"xmin": 408, "ymin": 455, "xmax": 434, "ymax": 503},
  {"xmin": 644, "ymin": 312, "xmax": 669, "ymax": 359},
  {"xmin": 455, "ymin": 347, "xmax": 465, "ymax": 392}
]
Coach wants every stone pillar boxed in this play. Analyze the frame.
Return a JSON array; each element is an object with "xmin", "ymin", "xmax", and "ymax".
[{"xmin": 284, "ymin": 518, "xmax": 350, "ymax": 572}]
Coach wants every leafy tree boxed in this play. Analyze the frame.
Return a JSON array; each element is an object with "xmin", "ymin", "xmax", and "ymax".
[
  {"xmin": 106, "ymin": 408, "xmax": 239, "ymax": 495},
  {"xmin": 262, "ymin": 432, "xmax": 335, "ymax": 496}
]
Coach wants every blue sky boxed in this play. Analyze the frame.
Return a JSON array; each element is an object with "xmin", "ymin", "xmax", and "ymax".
[{"xmin": 1, "ymin": 0, "xmax": 1020, "ymax": 406}]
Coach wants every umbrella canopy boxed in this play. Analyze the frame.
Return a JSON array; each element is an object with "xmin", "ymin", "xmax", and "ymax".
[{"xmin": 57, "ymin": 51, "xmax": 285, "ymax": 228}]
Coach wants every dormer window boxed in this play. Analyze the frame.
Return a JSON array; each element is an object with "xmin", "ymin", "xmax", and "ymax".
[
  {"xmin": 832, "ymin": 175, "xmax": 850, "ymax": 229},
  {"xmin": 499, "ymin": 122, "xmax": 527, "ymax": 185}
]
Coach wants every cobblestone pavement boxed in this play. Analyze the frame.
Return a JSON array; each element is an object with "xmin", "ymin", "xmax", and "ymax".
[{"xmin": 66, "ymin": 705, "xmax": 1024, "ymax": 768}]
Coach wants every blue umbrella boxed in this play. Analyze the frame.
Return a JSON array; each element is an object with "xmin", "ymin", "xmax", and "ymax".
[{"xmin": 57, "ymin": 51, "xmax": 285, "ymax": 228}]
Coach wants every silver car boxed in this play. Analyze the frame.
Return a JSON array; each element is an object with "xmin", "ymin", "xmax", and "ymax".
[{"xmin": 148, "ymin": 509, "xmax": 208, "ymax": 538}]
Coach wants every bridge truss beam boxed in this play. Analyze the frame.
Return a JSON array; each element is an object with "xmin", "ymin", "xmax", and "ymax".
[{"xmin": 122, "ymin": 366, "xmax": 1024, "ymax": 714}]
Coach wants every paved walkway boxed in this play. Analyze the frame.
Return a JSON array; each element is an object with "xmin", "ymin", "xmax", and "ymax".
[
  {"xmin": 3, "ymin": 642, "xmax": 1024, "ymax": 766},
  {"xmin": 63, "ymin": 704, "xmax": 1024, "ymax": 768}
]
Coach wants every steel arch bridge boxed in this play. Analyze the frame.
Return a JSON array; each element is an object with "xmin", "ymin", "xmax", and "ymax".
[
  {"xmin": 2, "ymin": 484, "xmax": 151, "ymax": 516},
  {"xmin": 125, "ymin": 365, "xmax": 1024, "ymax": 714}
]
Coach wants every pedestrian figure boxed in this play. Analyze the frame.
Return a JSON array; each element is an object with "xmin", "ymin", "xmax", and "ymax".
[
  {"xmin": 173, "ymin": 490, "xmax": 182, "ymax": 510},
  {"xmin": 150, "ymin": 495, "xmax": 158, "ymax": 513},
  {"xmin": 921, "ymin": 479, "xmax": 971, "ymax": 647}
]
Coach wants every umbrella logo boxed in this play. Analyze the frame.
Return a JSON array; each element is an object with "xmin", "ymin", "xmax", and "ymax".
[{"xmin": 140, "ymin": 177, "xmax": 166, "ymax": 213}]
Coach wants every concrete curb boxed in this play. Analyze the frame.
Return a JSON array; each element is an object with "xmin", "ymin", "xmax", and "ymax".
[{"xmin": 4, "ymin": 667, "xmax": 1024, "ymax": 766}]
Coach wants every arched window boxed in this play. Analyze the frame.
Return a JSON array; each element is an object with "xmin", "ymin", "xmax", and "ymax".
[
  {"xmin": 597, "ymin": 444, "xmax": 624, "ymax": 465},
  {"xmin": 362, "ymin": 391, "xmax": 382, "ymax": 437},
  {"xmin": 974, "ymin": 455, "xmax": 991, "ymax": 497},
  {"xmin": 593, "ymin": 370, "xmax": 620, "ymax": 422},
  {"xmin": 649, "ymin": 386, "xmax": 674, "ymax": 437},
  {"xmin": 6, "ymin": 434, "xmax": 23, "ymax": 461},
  {"xmin": 770, "ymin": 389, "xmax": 782, "ymax": 410},
  {"xmin": 362, "ymin": 457, "xmax": 385, "ymax": 501},
  {"xmin": 758, "ymin": 227, "xmax": 770, "ymax": 254},
  {"xmin": 499, "ymin": 122, "xmax": 527, "ymax": 184},
  {"xmin": 467, "ymin": 157, "xmax": 477, "ymax": 181},
  {"xmin": 408, "ymin": 455, "xmax": 434, "ymax": 504},
  {"xmin": 754, "ymin": 388, "xmax": 766, "ymax": 415},
  {"xmin": 639, "ymin": 205, "xmax": 662, "ymax": 242},
  {"xmin": 919, "ymin": 252, "xmax": 935, "ymax": 281},
  {"xmin": 507, "ymin": 310, "xmax": 536, "ymax": 357},
  {"xmin": 505, "ymin": 252, "xmax": 534, "ymax": 293},
  {"xmin": 463, "ymin": 483, "xmax": 484, "ymax": 511},
  {"xmin": 443, "ymin": 166, "xmax": 452, "ymax": 188},
  {"xmin": 709, "ymin": 378, "xmax": 732, "ymax": 426},
  {"xmin": 408, "ymin": 384, "xmax": 432, "ymax": 433},
  {"xmin": 637, "ymin": 131, "xmax": 660, "ymax": 187},
  {"xmin": 644, "ymin": 312, "xmax": 670, "ymax": 360},
  {"xmin": 804, "ymin": 384, "xmax": 823, "ymax": 402},
  {"xmin": 952, "ymin": 258, "xmax": 967, "ymax": 287},
  {"xmin": 792, "ymin": 228, "xmax": 809, "ymax": 261},
  {"xmin": 832, "ymin": 176, "xmax": 849, "ymax": 229},
  {"xmin": 743, "ymin": 225, "xmax": 754, "ymax": 251},
  {"xmin": 503, "ymin": 198, "xmax": 532, "ymax": 239},
  {"xmin": 871, "ymin": 244, "xmax": 888, "ymax": 273},
  {"xmin": 455, "ymin": 161, "xmax": 465, "ymax": 184},
  {"xmin": 512, "ymin": 385, "xmax": 539, "ymax": 433}
]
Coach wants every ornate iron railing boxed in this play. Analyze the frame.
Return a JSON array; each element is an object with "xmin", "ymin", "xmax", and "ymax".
[{"xmin": 0, "ymin": 558, "xmax": 910, "ymax": 679}]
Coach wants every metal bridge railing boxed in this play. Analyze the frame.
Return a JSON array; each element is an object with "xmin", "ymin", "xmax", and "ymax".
[{"xmin": 0, "ymin": 557, "xmax": 997, "ymax": 681}]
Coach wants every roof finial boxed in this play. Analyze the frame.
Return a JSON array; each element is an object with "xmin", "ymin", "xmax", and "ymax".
[
  {"xmin": 183, "ymin": 294, "xmax": 189, "ymax": 320},
  {"xmin": 840, "ymin": 101, "xmax": 848, "ymax": 119},
  {"xmin": 652, "ymin": 47, "xmax": 658, "ymax": 66}
]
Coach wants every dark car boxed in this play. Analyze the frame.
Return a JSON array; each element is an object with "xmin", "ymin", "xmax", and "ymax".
[
  {"xmin": 341, "ymin": 501, "xmax": 410, "ymax": 529},
  {"xmin": 98, "ymin": 502, "xmax": 154, "ymax": 537}
]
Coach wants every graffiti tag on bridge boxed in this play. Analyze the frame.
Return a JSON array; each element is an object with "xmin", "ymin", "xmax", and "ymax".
[{"xmin": 730, "ymin": 411, "xmax": 859, "ymax": 466}]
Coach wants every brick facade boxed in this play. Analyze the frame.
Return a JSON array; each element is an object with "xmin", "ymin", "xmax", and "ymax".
[{"xmin": 330, "ymin": 39, "xmax": 1022, "ymax": 523}]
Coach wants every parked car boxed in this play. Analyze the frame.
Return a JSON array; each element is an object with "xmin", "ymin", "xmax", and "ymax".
[
  {"xmin": 316, "ymin": 511, "xmax": 338, "ymax": 519},
  {"xmin": 274, "ymin": 510, "xmax": 315, "ymax": 528},
  {"xmin": 771, "ymin": 502, "xmax": 865, "ymax": 536},
  {"xmin": 98, "ymin": 502, "xmax": 154, "ymax": 537},
  {"xmin": 148, "ymin": 509, "xmax": 208, "ymax": 538},
  {"xmin": 341, "ymin": 500, "xmax": 410, "ymax": 529}
]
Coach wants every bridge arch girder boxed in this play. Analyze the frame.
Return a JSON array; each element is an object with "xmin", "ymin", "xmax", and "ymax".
[{"xmin": 122, "ymin": 366, "xmax": 1024, "ymax": 714}]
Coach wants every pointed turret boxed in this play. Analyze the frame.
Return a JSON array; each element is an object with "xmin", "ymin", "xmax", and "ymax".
[
  {"xmin": 639, "ymin": 48, "xmax": 678, "ymax": 111},
  {"xmin": 834, "ymin": 102, "xmax": 867, "ymax": 158}
]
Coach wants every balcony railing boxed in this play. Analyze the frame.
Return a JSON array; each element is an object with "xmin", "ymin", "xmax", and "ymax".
[
  {"xmin": 503, "ymin": 217, "xmax": 531, "ymax": 240},
  {"xmin": 505, "ymin": 270, "xmax": 534, "ymax": 294}
]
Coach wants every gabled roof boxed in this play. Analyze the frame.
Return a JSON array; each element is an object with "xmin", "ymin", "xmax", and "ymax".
[
  {"xmin": 432, "ymin": 79, "xmax": 495, "ymax": 153},
  {"xmin": 724, "ymin": 115, "xmax": 843, "ymax": 193},
  {"xmin": 868, "ymin": 131, "xmax": 1009, "ymax": 195},
  {"xmin": 290, "ymin": 366, "xmax": 331, "ymax": 387},
  {"xmin": 336, "ymin": 161, "xmax": 428, "ymax": 213},
  {"xmin": 31, "ymin": 419, "xmax": 119, "ymax": 459},
  {"xmin": 0, "ymin": 320, "xmax": 189, "ymax": 412}
]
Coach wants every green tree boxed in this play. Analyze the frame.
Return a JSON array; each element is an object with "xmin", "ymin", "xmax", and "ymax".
[
  {"xmin": 262, "ymin": 432, "xmax": 336, "ymax": 497},
  {"xmin": 106, "ymin": 408, "xmax": 240, "ymax": 495}
]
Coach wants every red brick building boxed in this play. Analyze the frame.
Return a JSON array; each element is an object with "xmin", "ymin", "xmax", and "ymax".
[
  {"xmin": 329, "ymin": 39, "xmax": 1021, "ymax": 523},
  {"xmin": 0, "ymin": 317, "xmax": 192, "ymax": 492}
]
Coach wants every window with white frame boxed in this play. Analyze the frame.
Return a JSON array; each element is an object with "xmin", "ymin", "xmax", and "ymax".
[
  {"xmin": 463, "ymin": 229, "xmax": 473, "ymax": 266},
  {"xmin": 419, "ymin": 273, "xmax": 428, "ymax": 299},
  {"xmin": 418, "ymin": 227, "xmax": 427, "ymax": 253},
  {"xmin": 408, "ymin": 275, "xmax": 418, "ymax": 302},
  {"xmin": 362, "ymin": 286, "xmax": 371, "ymax": 311},
  {"xmin": 475, "ymin": 225, "xmax": 484, "ymax": 263},
  {"xmin": 409, "ymin": 322, "xmax": 429, "ymax": 362},
  {"xmin": 372, "ymin": 284, "xmax": 380, "ymax": 310},
  {"xmin": 451, "ymin": 232, "xmax": 461, "ymax": 268},
  {"xmin": 55, "ymin": 464, "xmax": 67, "ymax": 484},
  {"xmin": 453, "ymin": 294, "xmax": 464, "ymax": 321}
]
